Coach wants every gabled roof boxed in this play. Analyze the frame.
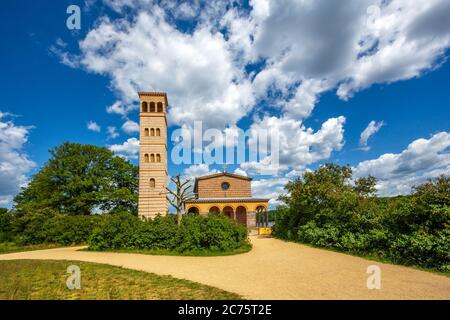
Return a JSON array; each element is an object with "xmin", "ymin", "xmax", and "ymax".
[
  {"xmin": 193, "ymin": 172, "xmax": 252, "ymax": 194},
  {"xmin": 185, "ymin": 197, "xmax": 269, "ymax": 203},
  {"xmin": 196, "ymin": 172, "xmax": 252, "ymax": 181}
]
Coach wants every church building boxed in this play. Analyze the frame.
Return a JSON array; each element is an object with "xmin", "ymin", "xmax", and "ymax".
[
  {"xmin": 138, "ymin": 91, "xmax": 269, "ymax": 228},
  {"xmin": 185, "ymin": 172, "xmax": 269, "ymax": 228}
]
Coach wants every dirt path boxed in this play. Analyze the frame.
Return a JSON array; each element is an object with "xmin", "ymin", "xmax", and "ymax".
[{"xmin": 1, "ymin": 236, "xmax": 449, "ymax": 299}]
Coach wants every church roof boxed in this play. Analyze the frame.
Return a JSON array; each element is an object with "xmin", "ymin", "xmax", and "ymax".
[
  {"xmin": 196, "ymin": 172, "xmax": 252, "ymax": 181},
  {"xmin": 185, "ymin": 197, "xmax": 269, "ymax": 203},
  {"xmin": 193, "ymin": 172, "xmax": 252, "ymax": 194}
]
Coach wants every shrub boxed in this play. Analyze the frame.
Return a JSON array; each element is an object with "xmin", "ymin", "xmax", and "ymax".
[
  {"xmin": 388, "ymin": 230, "xmax": 450, "ymax": 270},
  {"xmin": 88, "ymin": 213, "xmax": 249, "ymax": 253},
  {"xmin": 11, "ymin": 209, "xmax": 104, "ymax": 245},
  {"xmin": 273, "ymin": 165, "xmax": 450, "ymax": 272},
  {"xmin": 176, "ymin": 214, "xmax": 249, "ymax": 252}
]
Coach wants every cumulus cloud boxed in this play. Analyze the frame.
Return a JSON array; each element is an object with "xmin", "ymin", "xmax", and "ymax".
[
  {"xmin": 78, "ymin": 9, "xmax": 254, "ymax": 129},
  {"xmin": 63, "ymin": 0, "xmax": 450, "ymax": 129},
  {"xmin": 0, "ymin": 113, "xmax": 35, "ymax": 205},
  {"xmin": 354, "ymin": 132, "xmax": 450, "ymax": 196},
  {"xmin": 106, "ymin": 101, "xmax": 137, "ymax": 117},
  {"xmin": 55, "ymin": 0, "xmax": 450, "ymax": 200},
  {"xmin": 107, "ymin": 126, "xmax": 119, "ymax": 139},
  {"xmin": 109, "ymin": 137, "xmax": 140, "ymax": 159},
  {"xmin": 121, "ymin": 120, "xmax": 139, "ymax": 134},
  {"xmin": 87, "ymin": 121, "xmax": 101, "ymax": 132},
  {"xmin": 337, "ymin": 0, "xmax": 450, "ymax": 99},
  {"xmin": 251, "ymin": 177, "xmax": 289, "ymax": 207},
  {"xmin": 233, "ymin": 167, "xmax": 247, "ymax": 176},
  {"xmin": 241, "ymin": 115, "xmax": 346, "ymax": 174},
  {"xmin": 359, "ymin": 120, "xmax": 385, "ymax": 151},
  {"xmin": 250, "ymin": 0, "xmax": 450, "ymax": 110},
  {"xmin": 183, "ymin": 163, "xmax": 218, "ymax": 178}
]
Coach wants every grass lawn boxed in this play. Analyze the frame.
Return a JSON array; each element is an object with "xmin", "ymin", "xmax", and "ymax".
[
  {"xmin": 86, "ymin": 243, "xmax": 252, "ymax": 257},
  {"xmin": 0, "ymin": 242, "xmax": 66, "ymax": 254},
  {"xmin": 0, "ymin": 260, "xmax": 242, "ymax": 300}
]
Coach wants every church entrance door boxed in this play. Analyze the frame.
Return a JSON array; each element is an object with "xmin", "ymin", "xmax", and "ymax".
[{"xmin": 236, "ymin": 206, "xmax": 247, "ymax": 225}]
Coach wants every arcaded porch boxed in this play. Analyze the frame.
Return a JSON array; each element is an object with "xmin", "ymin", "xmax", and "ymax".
[{"xmin": 185, "ymin": 198, "xmax": 269, "ymax": 228}]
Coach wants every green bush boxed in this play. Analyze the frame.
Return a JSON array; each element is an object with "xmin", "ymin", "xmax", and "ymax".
[
  {"xmin": 11, "ymin": 209, "xmax": 104, "ymax": 245},
  {"xmin": 273, "ymin": 165, "xmax": 450, "ymax": 272},
  {"xmin": 88, "ymin": 213, "xmax": 249, "ymax": 253}
]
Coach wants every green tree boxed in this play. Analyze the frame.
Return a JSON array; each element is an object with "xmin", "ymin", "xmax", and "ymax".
[
  {"xmin": 0, "ymin": 208, "xmax": 13, "ymax": 241},
  {"xmin": 353, "ymin": 175, "xmax": 377, "ymax": 197},
  {"xmin": 14, "ymin": 142, "xmax": 138, "ymax": 215},
  {"xmin": 276, "ymin": 164, "xmax": 379, "ymax": 238}
]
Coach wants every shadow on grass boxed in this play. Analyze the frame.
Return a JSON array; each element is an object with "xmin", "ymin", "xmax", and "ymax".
[{"xmin": 82, "ymin": 244, "xmax": 252, "ymax": 257}]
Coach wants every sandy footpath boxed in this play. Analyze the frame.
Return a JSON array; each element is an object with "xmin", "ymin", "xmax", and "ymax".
[{"xmin": 1, "ymin": 236, "xmax": 449, "ymax": 300}]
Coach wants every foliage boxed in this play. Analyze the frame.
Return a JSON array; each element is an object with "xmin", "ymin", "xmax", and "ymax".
[
  {"xmin": 0, "ymin": 208, "xmax": 13, "ymax": 242},
  {"xmin": 9, "ymin": 209, "xmax": 104, "ymax": 245},
  {"xmin": 88, "ymin": 213, "xmax": 250, "ymax": 254},
  {"xmin": 274, "ymin": 164, "xmax": 450, "ymax": 271},
  {"xmin": 13, "ymin": 142, "xmax": 138, "ymax": 216}
]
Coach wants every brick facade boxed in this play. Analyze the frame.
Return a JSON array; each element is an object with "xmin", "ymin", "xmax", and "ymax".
[
  {"xmin": 196, "ymin": 174, "xmax": 252, "ymax": 198},
  {"xmin": 138, "ymin": 92, "xmax": 168, "ymax": 219}
]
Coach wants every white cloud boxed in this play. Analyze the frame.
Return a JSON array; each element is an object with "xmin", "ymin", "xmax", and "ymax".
[
  {"xmin": 233, "ymin": 167, "xmax": 247, "ymax": 177},
  {"xmin": 121, "ymin": 119, "xmax": 139, "ymax": 134},
  {"xmin": 251, "ymin": 177, "xmax": 289, "ymax": 207},
  {"xmin": 78, "ymin": 9, "xmax": 254, "ymax": 129},
  {"xmin": 241, "ymin": 115, "xmax": 346, "ymax": 174},
  {"xmin": 107, "ymin": 126, "xmax": 119, "ymax": 139},
  {"xmin": 63, "ymin": 0, "xmax": 450, "ymax": 127},
  {"xmin": 87, "ymin": 121, "xmax": 101, "ymax": 132},
  {"xmin": 337, "ymin": 0, "xmax": 450, "ymax": 99},
  {"xmin": 282, "ymin": 79, "xmax": 330, "ymax": 120},
  {"xmin": 109, "ymin": 137, "xmax": 140, "ymax": 159},
  {"xmin": 183, "ymin": 163, "xmax": 218, "ymax": 178},
  {"xmin": 106, "ymin": 101, "xmax": 137, "ymax": 117},
  {"xmin": 359, "ymin": 120, "xmax": 385, "ymax": 151},
  {"xmin": 250, "ymin": 0, "xmax": 450, "ymax": 113},
  {"xmin": 55, "ymin": 0, "xmax": 450, "ymax": 199},
  {"xmin": 0, "ymin": 113, "xmax": 35, "ymax": 206},
  {"xmin": 354, "ymin": 132, "xmax": 450, "ymax": 196},
  {"xmin": 102, "ymin": 0, "xmax": 154, "ymax": 13}
]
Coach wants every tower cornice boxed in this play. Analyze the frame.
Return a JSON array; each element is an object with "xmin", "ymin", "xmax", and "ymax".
[{"xmin": 138, "ymin": 91, "xmax": 168, "ymax": 106}]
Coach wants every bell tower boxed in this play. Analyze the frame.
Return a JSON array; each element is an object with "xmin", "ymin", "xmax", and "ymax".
[{"xmin": 138, "ymin": 91, "xmax": 168, "ymax": 218}]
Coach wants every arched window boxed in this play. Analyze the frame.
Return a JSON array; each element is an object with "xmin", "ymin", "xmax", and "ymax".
[
  {"xmin": 156, "ymin": 154, "xmax": 161, "ymax": 162},
  {"xmin": 149, "ymin": 102, "xmax": 156, "ymax": 112},
  {"xmin": 223, "ymin": 206, "xmax": 234, "ymax": 219},
  {"xmin": 209, "ymin": 206, "xmax": 220, "ymax": 214},
  {"xmin": 149, "ymin": 178, "xmax": 155, "ymax": 188},
  {"xmin": 187, "ymin": 207, "xmax": 199, "ymax": 215},
  {"xmin": 144, "ymin": 154, "xmax": 149, "ymax": 163},
  {"xmin": 142, "ymin": 102, "xmax": 148, "ymax": 112},
  {"xmin": 157, "ymin": 102, "xmax": 163, "ymax": 112},
  {"xmin": 156, "ymin": 128, "xmax": 161, "ymax": 136},
  {"xmin": 151, "ymin": 154, "xmax": 155, "ymax": 163},
  {"xmin": 144, "ymin": 128, "xmax": 149, "ymax": 136},
  {"xmin": 150, "ymin": 128, "xmax": 155, "ymax": 136}
]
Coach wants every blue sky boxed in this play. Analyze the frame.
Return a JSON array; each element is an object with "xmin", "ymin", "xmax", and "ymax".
[{"xmin": 1, "ymin": 0, "xmax": 449, "ymax": 207}]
